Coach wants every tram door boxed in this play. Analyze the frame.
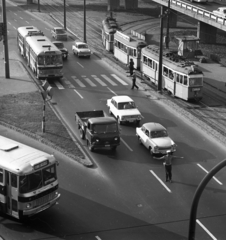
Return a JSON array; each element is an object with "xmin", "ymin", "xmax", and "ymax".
[{"xmin": 6, "ymin": 171, "xmax": 19, "ymax": 218}]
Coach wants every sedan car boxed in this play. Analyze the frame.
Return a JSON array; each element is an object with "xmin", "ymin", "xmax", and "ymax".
[
  {"xmin": 212, "ymin": 7, "xmax": 226, "ymax": 19},
  {"xmin": 52, "ymin": 41, "xmax": 68, "ymax": 60},
  {"xmin": 72, "ymin": 41, "xmax": 91, "ymax": 58},
  {"xmin": 107, "ymin": 95, "xmax": 142, "ymax": 125},
  {"xmin": 136, "ymin": 122, "xmax": 176, "ymax": 155},
  {"xmin": 51, "ymin": 27, "xmax": 67, "ymax": 41}
]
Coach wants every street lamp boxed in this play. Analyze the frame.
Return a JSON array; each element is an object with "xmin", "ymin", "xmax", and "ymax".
[
  {"xmin": 84, "ymin": 0, "xmax": 86, "ymax": 43},
  {"xmin": 63, "ymin": 0, "xmax": 66, "ymax": 29}
]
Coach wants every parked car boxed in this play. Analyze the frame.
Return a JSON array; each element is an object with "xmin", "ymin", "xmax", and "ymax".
[
  {"xmin": 51, "ymin": 27, "xmax": 67, "ymax": 41},
  {"xmin": 212, "ymin": 7, "xmax": 226, "ymax": 19},
  {"xmin": 107, "ymin": 95, "xmax": 142, "ymax": 125},
  {"xmin": 52, "ymin": 41, "xmax": 68, "ymax": 60},
  {"xmin": 72, "ymin": 41, "xmax": 91, "ymax": 58},
  {"xmin": 136, "ymin": 122, "xmax": 176, "ymax": 156}
]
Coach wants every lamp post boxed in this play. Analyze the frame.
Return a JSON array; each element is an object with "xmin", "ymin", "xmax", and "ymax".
[
  {"xmin": 63, "ymin": 0, "xmax": 66, "ymax": 29},
  {"xmin": 165, "ymin": 0, "xmax": 170, "ymax": 49},
  {"xmin": 83, "ymin": 0, "xmax": 86, "ymax": 43}
]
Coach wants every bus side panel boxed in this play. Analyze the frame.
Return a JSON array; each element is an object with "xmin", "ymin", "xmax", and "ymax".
[{"xmin": 114, "ymin": 48, "xmax": 127, "ymax": 65}]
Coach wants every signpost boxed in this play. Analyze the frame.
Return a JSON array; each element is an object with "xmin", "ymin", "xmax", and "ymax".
[{"xmin": 41, "ymin": 80, "xmax": 53, "ymax": 133}]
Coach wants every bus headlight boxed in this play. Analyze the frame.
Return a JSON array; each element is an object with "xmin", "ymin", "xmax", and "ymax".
[{"xmin": 26, "ymin": 203, "xmax": 32, "ymax": 209}]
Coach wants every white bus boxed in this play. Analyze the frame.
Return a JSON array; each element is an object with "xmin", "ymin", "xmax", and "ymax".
[
  {"xmin": 17, "ymin": 26, "xmax": 63, "ymax": 79},
  {"xmin": 0, "ymin": 135, "xmax": 60, "ymax": 219},
  {"xmin": 17, "ymin": 26, "xmax": 44, "ymax": 58}
]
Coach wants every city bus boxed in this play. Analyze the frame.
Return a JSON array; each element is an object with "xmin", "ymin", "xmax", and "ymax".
[
  {"xmin": 17, "ymin": 26, "xmax": 44, "ymax": 58},
  {"xmin": 114, "ymin": 30, "xmax": 147, "ymax": 70},
  {"xmin": 141, "ymin": 45, "xmax": 204, "ymax": 101},
  {"xmin": 0, "ymin": 135, "xmax": 60, "ymax": 219},
  {"xmin": 24, "ymin": 35, "xmax": 63, "ymax": 79},
  {"xmin": 102, "ymin": 16, "xmax": 121, "ymax": 52}
]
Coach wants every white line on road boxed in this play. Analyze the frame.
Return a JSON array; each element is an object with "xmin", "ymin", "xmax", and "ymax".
[
  {"xmin": 26, "ymin": 21, "xmax": 30, "ymax": 24},
  {"xmin": 121, "ymin": 138, "xmax": 133, "ymax": 152},
  {"xmin": 107, "ymin": 87, "xmax": 117, "ymax": 96},
  {"xmin": 197, "ymin": 220, "xmax": 217, "ymax": 240},
  {"xmin": 197, "ymin": 164, "xmax": 223, "ymax": 185},
  {"xmin": 101, "ymin": 74, "xmax": 117, "ymax": 86},
  {"xmin": 73, "ymin": 89, "xmax": 83, "ymax": 99},
  {"xmin": 55, "ymin": 81, "xmax": 65, "ymax": 89},
  {"xmin": 95, "ymin": 236, "xmax": 102, "ymax": 240},
  {"xmin": 71, "ymin": 76, "xmax": 86, "ymax": 87},
  {"xmin": 150, "ymin": 170, "xmax": 172, "ymax": 193},
  {"xmin": 77, "ymin": 62, "xmax": 84, "ymax": 68},
  {"xmin": 91, "ymin": 75, "xmax": 107, "ymax": 86},
  {"xmin": 82, "ymin": 76, "xmax": 96, "ymax": 87},
  {"xmin": 111, "ymin": 74, "xmax": 128, "ymax": 85}
]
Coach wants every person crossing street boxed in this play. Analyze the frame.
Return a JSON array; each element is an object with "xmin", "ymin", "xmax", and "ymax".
[{"xmin": 131, "ymin": 71, "xmax": 139, "ymax": 90}]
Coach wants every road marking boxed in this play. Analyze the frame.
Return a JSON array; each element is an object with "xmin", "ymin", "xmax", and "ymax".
[
  {"xmin": 101, "ymin": 74, "xmax": 117, "ymax": 86},
  {"xmin": 91, "ymin": 75, "xmax": 107, "ymax": 86},
  {"xmin": 20, "ymin": 17, "xmax": 23, "ymax": 20},
  {"xmin": 82, "ymin": 76, "xmax": 96, "ymax": 87},
  {"xmin": 95, "ymin": 236, "xmax": 102, "ymax": 240},
  {"xmin": 55, "ymin": 81, "xmax": 65, "ymax": 89},
  {"xmin": 77, "ymin": 62, "xmax": 84, "ymax": 68},
  {"xmin": 197, "ymin": 220, "xmax": 217, "ymax": 240},
  {"xmin": 197, "ymin": 164, "xmax": 223, "ymax": 185},
  {"xmin": 73, "ymin": 89, "xmax": 83, "ymax": 99},
  {"xmin": 121, "ymin": 138, "xmax": 133, "ymax": 152},
  {"xmin": 107, "ymin": 87, "xmax": 117, "ymax": 96},
  {"xmin": 26, "ymin": 21, "xmax": 29, "ymax": 24},
  {"xmin": 71, "ymin": 76, "xmax": 86, "ymax": 87},
  {"xmin": 64, "ymin": 79, "xmax": 75, "ymax": 89},
  {"xmin": 111, "ymin": 74, "xmax": 128, "ymax": 85},
  {"xmin": 150, "ymin": 170, "xmax": 172, "ymax": 193}
]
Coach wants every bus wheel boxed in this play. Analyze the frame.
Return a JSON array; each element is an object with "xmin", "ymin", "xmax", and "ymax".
[{"xmin": 87, "ymin": 140, "xmax": 94, "ymax": 152}]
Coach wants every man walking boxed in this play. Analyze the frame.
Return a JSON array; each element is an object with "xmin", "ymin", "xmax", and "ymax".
[
  {"xmin": 154, "ymin": 151, "xmax": 183, "ymax": 183},
  {"xmin": 128, "ymin": 59, "xmax": 134, "ymax": 76},
  {"xmin": 131, "ymin": 71, "xmax": 139, "ymax": 90}
]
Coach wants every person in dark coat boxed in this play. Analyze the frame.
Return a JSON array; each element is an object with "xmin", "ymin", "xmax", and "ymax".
[
  {"xmin": 131, "ymin": 71, "xmax": 139, "ymax": 90},
  {"xmin": 128, "ymin": 59, "xmax": 134, "ymax": 76}
]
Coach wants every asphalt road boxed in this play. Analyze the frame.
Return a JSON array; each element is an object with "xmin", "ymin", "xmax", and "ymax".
[{"xmin": 1, "ymin": 1, "xmax": 226, "ymax": 240}]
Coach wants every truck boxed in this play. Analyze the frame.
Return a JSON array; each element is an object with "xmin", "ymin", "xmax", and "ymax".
[{"xmin": 75, "ymin": 110, "xmax": 120, "ymax": 151}]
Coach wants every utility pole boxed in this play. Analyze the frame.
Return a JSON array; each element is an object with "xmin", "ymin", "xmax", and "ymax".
[
  {"xmin": 38, "ymin": 0, "xmax": 40, "ymax": 12},
  {"xmin": 157, "ymin": 6, "xmax": 164, "ymax": 93},
  {"xmin": 165, "ymin": 0, "xmax": 170, "ymax": 49},
  {"xmin": 63, "ymin": 0, "xmax": 66, "ymax": 29},
  {"xmin": 83, "ymin": 0, "xmax": 86, "ymax": 43},
  {"xmin": 2, "ymin": 0, "xmax": 10, "ymax": 78}
]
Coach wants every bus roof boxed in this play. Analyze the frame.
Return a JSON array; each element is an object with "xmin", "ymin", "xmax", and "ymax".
[
  {"xmin": 0, "ymin": 136, "xmax": 56, "ymax": 175},
  {"xmin": 114, "ymin": 30, "xmax": 147, "ymax": 48},
  {"xmin": 17, "ymin": 26, "xmax": 43, "ymax": 38},
  {"xmin": 142, "ymin": 45, "xmax": 203, "ymax": 75},
  {"xmin": 25, "ymin": 35, "xmax": 62, "ymax": 55}
]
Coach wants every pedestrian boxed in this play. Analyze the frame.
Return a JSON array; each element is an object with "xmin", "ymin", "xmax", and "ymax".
[
  {"xmin": 131, "ymin": 71, "xmax": 139, "ymax": 90},
  {"xmin": 153, "ymin": 151, "xmax": 183, "ymax": 183},
  {"xmin": 128, "ymin": 59, "xmax": 134, "ymax": 76}
]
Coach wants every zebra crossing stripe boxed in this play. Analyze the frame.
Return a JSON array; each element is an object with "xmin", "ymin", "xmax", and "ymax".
[
  {"xmin": 54, "ymin": 81, "xmax": 65, "ymax": 89},
  {"xmin": 101, "ymin": 74, "xmax": 117, "ymax": 86},
  {"xmin": 71, "ymin": 76, "xmax": 86, "ymax": 87},
  {"xmin": 91, "ymin": 75, "xmax": 107, "ymax": 86},
  {"xmin": 82, "ymin": 76, "xmax": 97, "ymax": 87},
  {"xmin": 111, "ymin": 74, "xmax": 128, "ymax": 85}
]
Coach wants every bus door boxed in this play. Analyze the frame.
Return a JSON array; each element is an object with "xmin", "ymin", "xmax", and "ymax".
[
  {"xmin": 6, "ymin": 171, "xmax": 19, "ymax": 218},
  {"xmin": 0, "ymin": 168, "xmax": 7, "ymax": 214}
]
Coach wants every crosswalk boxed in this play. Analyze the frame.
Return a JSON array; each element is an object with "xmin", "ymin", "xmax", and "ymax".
[{"xmin": 49, "ymin": 74, "xmax": 129, "ymax": 89}]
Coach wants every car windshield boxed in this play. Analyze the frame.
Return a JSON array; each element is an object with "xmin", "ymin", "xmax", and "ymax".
[
  {"xmin": 19, "ymin": 165, "xmax": 57, "ymax": 193},
  {"xmin": 78, "ymin": 44, "xmax": 88, "ymax": 49},
  {"xmin": 56, "ymin": 29, "xmax": 66, "ymax": 34},
  {"xmin": 151, "ymin": 130, "xmax": 168, "ymax": 138},
  {"xmin": 54, "ymin": 43, "xmax": 64, "ymax": 48},
  {"xmin": 92, "ymin": 123, "xmax": 118, "ymax": 133},
  {"xmin": 118, "ymin": 101, "xmax": 136, "ymax": 110}
]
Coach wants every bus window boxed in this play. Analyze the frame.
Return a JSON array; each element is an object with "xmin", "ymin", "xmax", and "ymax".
[
  {"xmin": 184, "ymin": 76, "xmax": 188, "ymax": 85},
  {"xmin": 38, "ymin": 56, "xmax": 44, "ymax": 65},
  {"xmin": 0, "ymin": 169, "xmax": 3, "ymax": 183},
  {"xmin": 43, "ymin": 165, "xmax": 56, "ymax": 186},
  {"xmin": 11, "ymin": 174, "xmax": 17, "ymax": 188}
]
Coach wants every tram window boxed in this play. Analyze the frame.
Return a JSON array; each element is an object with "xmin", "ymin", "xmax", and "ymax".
[
  {"xmin": 143, "ymin": 56, "xmax": 147, "ymax": 64},
  {"xmin": 176, "ymin": 74, "xmax": 179, "ymax": 82},
  {"xmin": 133, "ymin": 49, "xmax": 137, "ymax": 57},
  {"xmin": 148, "ymin": 58, "xmax": 152, "ymax": 67},
  {"xmin": 163, "ymin": 67, "xmax": 168, "ymax": 76},
  {"xmin": 11, "ymin": 174, "xmax": 17, "ymax": 188},
  {"xmin": 184, "ymin": 76, "xmax": 188, "ymax": 85},
  {"xmin": 0, "ymin": 169, "xmax": 3, "ymax": 183},
  {"xmin": 169, "ymin": 70, "xmax": 174, "ymax": 80},
  {"xmin": 179, "ymin": 75, "xmax": 183, "ymax": 83},
  {"xmin": 110, "ymin": 34, "xmax": 114, "ymax": 42}
]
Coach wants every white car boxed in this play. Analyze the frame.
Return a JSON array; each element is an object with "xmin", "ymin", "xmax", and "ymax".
[
  {"xmin": 136, "ymin": 122, "xmax": 176, "ymax": 155},
  {"xmin": 72, "ymin": 41, "xmax": 91, "ymax": 58},
  {"xmin": 213, "ymin": 7, "xmax": 226, "ymax": 19},
  {"xmin": 107, "ymin": 95, "xmax": 142, "ymax": 125}
]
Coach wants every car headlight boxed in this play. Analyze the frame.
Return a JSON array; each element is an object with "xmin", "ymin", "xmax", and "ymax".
[
  {"xmin": 95, "ymin": 139, "xmax": 99, "ymax": 142},
  {"xmin": 153, "ymin": 146, "xmax": 159, "ymax": 151},
  {"xmin": 114, "ymin": 137, "xmax": 119, "ymax": 141},
  {"xmin": 171, "ymin": 144, "xmax": 177, "ymax": 151}
]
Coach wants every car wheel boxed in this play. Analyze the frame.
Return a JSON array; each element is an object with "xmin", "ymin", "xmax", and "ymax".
[
  {"xmin": 117, "ymin": 117, "xmax": 122, "ymax": 125},
  {"xmin": 149, "ymin": 147, "xmax": 153, "ymax": 156},
  {"xmin": 87, "ymin": 140, "xmax": 94, "ymax": 152},
  {"xmin": 138, "ymin": 136, "xmax": 142, "ymax": 145}
]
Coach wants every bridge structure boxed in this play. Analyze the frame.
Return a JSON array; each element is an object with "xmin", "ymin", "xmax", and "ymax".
[{"xmin": 108, "ymin": 0, "xmax": 226, "ymax": 44}]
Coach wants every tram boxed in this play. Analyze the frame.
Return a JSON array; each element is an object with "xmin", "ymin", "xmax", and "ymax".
[
  {"xmin": 102, "ymin": 16, "xmax": 121, "ymax": 52},
  {"xmin": 141, "ymin": 45, "xmax": 204, "ymax": 101},
  {"xmin": 114, "ymin": 30, "xmax": 147, "ymax": 70}
]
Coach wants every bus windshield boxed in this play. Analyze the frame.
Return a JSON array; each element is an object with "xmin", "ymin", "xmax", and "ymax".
[
  {"xmin": 19, "ymin": 165, "xmax": 57, "ymax": 193},
  {"xmin": 38, "ymin": 55, "xmax": 62, "ymax": 65}
]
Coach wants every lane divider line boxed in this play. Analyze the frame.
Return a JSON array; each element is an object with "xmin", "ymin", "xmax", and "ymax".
[
  {"xmin": 197, "ymin": 219, "xmax": 217, "ymax": 240},
  {"xmin": 197, "ymin": 164, "xmax": 223, "ymax": 185},
  {"xmin": 150, "ymin": 170, "xmax": 172, "ymax": 193},
  {"xmin": 121, "ymin": 138, "xmax": 133, "ymax": 152},
  {"xmin": 73, "ymin": 89, "xmax": 83, "ymax": 99}
]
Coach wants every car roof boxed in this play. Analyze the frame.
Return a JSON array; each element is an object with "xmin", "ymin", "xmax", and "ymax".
[
  {"xmin": 112, "ymin": 95, "xmax": 134, "ymax": 103},
  {"xmin": 75, "ymin": 41, "xmax": 87, "ymax": 45},
  {"xmin": 52, "ymin": 41, "xmax": 63, "ymax": 44},
  {"xmin": 54, "ymin": 27, "xmax": 65, "ymax": 30},
  {"xmin": 143, "ymin": 122, "xmax": 166, "ymax": 131}
]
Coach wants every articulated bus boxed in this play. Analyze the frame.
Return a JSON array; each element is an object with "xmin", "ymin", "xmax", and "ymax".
[
  {"xmin": 0, "ymin": 135, "xmax": 60, "ymax": 219},
  {"xmin": 114, "ymin": 30, "xmax": 147, "ymax": 70},
  {"xmin": 17, "ymin": 26, "xmax": 63, "ymax": 79},
  {"xmin": 102, "ymin": 16, "xmax": 121, "ymax": 52},
  {"xmin": 141, "ymin": 45, "xmax": 204, "ymax": 101},
  {"xmin": 17, "ymin": 26, "xmax": 44, "ymax": 58}
]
